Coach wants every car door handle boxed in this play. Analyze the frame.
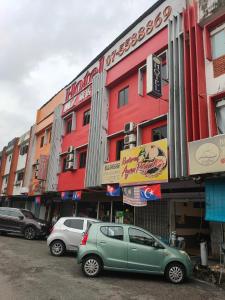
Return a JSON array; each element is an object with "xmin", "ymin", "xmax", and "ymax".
[
  {"xmin": 100, "ymin": 241, "xmax": 106, "ymax": 244},
  {"xmin": 131, "ymin": 248, "xmax": 137, "ymax": 251}
]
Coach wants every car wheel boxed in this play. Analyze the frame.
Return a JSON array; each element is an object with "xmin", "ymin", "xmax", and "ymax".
[
  {"xmin": 24, "ymin": 226, "xmax": 36, "ymax": 240},
  {"xmin": 50, "ymin": 240, "xmax": 65, "ymax": 256},
  {"xmin": 82, "ymin": 256, "xmax": 102, "ymax": 277},
  {"xmin": 165, "ymin": 262, "xmax": 186, "ymax": 284}
]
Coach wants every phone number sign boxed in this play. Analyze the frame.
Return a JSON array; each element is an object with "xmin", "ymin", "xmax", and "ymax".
[{"xmin": 105, "ymin": 0, "xmax": 185, "ymax": 70}]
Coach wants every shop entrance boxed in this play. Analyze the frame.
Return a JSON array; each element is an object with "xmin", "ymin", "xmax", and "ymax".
[{"xmin": 171, "ymin": 200, "xmax": 210, "ymax": 256}]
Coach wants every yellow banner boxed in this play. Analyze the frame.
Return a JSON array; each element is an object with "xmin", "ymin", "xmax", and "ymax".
[{"xmin": 119, "ymin": 139, "xmax": 168, "ymax": 186}]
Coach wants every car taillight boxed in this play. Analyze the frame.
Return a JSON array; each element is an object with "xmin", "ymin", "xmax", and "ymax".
[
  {"xmin": 81, "ymin": 232, "xmax": 88, "ymax": 245},
  {"xmin": 49, "ymin": 226, "xmax": 55, "ymax": 233}
]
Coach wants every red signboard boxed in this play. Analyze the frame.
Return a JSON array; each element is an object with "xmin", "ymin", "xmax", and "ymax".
[{"xmin": 38, "ymin": 155, "xmax": 49, "ymax": 181}]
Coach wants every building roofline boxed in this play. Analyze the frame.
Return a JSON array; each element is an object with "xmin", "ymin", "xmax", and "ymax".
[{"xmin": 39, "ymin": 0, "xmax": 165, "ymax": 109}]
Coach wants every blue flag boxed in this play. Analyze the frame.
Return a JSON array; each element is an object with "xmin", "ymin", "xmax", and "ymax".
[{"xmin": 106, "ymin": 184, "xmax": 121, "ymax": 196}]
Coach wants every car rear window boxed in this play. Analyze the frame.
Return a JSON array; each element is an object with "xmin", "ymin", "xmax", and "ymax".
[
  {"xmin": 100, "ymin": 226, "xmax": 124, "ymax": 240},
  {"xmin": 64, "ymin": 219, "xmax": 84, "ymax": 230},
  {"xmin": 0, "ymin": 209, "xmax": 10, "ymax": 216}
]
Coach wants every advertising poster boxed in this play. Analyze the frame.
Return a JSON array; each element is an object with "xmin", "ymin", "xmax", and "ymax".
[{"xmin": 119, "ymin": 139, "xmax": 168, "ymax": 186}]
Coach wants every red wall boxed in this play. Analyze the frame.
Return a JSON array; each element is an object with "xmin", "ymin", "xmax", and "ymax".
[
  {"xmin": 58, "ymin": 101, "xmax": 91, "ymax": 191},
  {"xmin": 58, "ymin": 27, "xmax": 169, "ymax": 190}
]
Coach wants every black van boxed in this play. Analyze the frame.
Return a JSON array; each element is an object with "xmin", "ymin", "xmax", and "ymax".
[{"xmin": 0, "ymin": 207, "xmax": 49, "ymax": 240}]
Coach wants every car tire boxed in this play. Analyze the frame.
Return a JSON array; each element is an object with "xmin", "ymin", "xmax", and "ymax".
[
  {"xmin": 165, "ymin": 262, "xmax": 186, "ymax": 284},
  {"xmin": 24, "ymin": 226, "xmax": 36, "ymax": 240},
  {"xmin": 50, "ymin": 240, "xmax": 66, "ymax": 256},
  {"xmin": 82, "ymin": 256, "xmax": 102, "ymax": 277}
]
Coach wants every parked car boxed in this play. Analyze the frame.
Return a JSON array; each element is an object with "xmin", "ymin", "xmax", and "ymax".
[
  {"xmin": 47, "ymin": 217, "xmax": 99, "ymax": 256},
  {"xmin": 0, "ymin": 207, "xmax": 49, "ymax": 240},
  {"xmin": 77, "ymin": 223, "xmax": 193, "ymax": 284}
]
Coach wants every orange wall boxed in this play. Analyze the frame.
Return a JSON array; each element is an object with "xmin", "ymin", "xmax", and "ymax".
[
  {"xmin": 36, "ymin": 89, "xmax": 65, "ymax": 124},
  {"xmin": 30, "ymin": 88, "xmax": 65, "ymax": 195}
]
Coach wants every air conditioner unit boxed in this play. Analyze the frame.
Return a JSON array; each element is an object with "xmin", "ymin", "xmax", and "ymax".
[
  {"xmin": 124, "ymin": 122, "xmax": 136, "ymax": 134},
  {"xmin": 124, "ymin": 134, "xmax": 136, "ymax": 145},
  {"xmin": 35, "ymin": 159, "xmax": 39, "ymax": 171},
  {"xmin": 68, "ymin": 146, "xmax": 74, "ymax": 153},
  {"xmin": 124, "ymin": 143, "xmax": 136, "ymax": 150},
  {"xmin": 65, "ymin": 161, "xmax": 76, "ymax": 171},
  {"xmin": 66, "ymin": 153, "xmax": 74, "ymax": 162}
]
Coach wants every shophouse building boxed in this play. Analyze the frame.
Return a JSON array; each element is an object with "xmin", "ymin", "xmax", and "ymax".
[
  {"xmin": 0, "ymin": 138, "xmax": 19, "ymax": 203},
  {"xmin": 57, "ymin": 0, "xmax": 206, "ymax": 250},
  {"xmin": 186, "ymin": 0, "xmax": 225, "ymax": 257},
  {"xmin": 23, "ymin": 89, "xmax": 65, "ymax": 220},
  {"xmin": 10, "ymin": 131, "xmax": 30, "ymax": 207}
]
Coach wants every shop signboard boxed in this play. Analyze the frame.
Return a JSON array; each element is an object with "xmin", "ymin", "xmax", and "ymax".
[
  {"xmin": 119, "ymin": 139, "xmax": 168, "ymax": 186},
  {"xmin": 188, "ymin": 134, "xmax": 225, "ymax": 175},
  {"xmin": 146, "ymin": 54, "xmax": 162, "ymax": 98},
  {"xmin": 102, "ymin": 161, "xmax": 120, "ymax": 184},
  {"xmin": 104, "ymin": 0, "xmax": 186, "ymax": 70},
  {"xmin": 38, "ymin": 155, "xmax": 49, "ymax": 180}
]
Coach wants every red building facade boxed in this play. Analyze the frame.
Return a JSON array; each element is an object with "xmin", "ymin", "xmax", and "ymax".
[{"xmin": 57, "ymin": 0, "xmax": 188, "ymax": 233}]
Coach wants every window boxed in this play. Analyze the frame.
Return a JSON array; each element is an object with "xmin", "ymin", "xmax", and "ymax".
[
  {"xmin": 66, "ymin": 118, "xmax": 72, "ymax": 134},
  {"xmin": 129, "ymin": 228, "xmax": 155, "ymax": 247},
  {"xmin": 83, "ymin": 110, "xmax": 90, "ymax": 126},
  {"xmin": 152, "ymin": 125, "xmax": 167, "ymax": 141},
  {"xmin": 49, "ymin": 129, "xmax": 52, "ymax": 143},
  {"xmin": 21, "ymin": 210, "xmax": 34, "ymax": 219},
  {"xmin": 8, "ymin": 210, "xmax": 22, "ymax": 218},
  {"xmin": 215, "ymin": 99, "xmax": 225, "ymax": 134},
  {"xmin": 79, "ymin": 151, "xmax": 87, "ymax": 168},
  {"xmin": 62, "ymin": 157, "xmax": 67, "ymax": 172},
  {"xmin": 211, "ymin": 24, "xmax": 225, "ymax": 59},
  {"xmin": 116, "ymin": 139, "xmax": 124, "ymax": 161},
  {"xmin": 17, "ymin": 172, "xmax": 24, "ymax": 182},
  {"xmin": 158, "ymin": 51, "xmax": 168, "ymax": 86},
  {"xmin": 20, "ymin": 144, "xmax": 28, "ymax": 155},
  {"xmin": 9, "ymin": 155, "xmax": 12, "ymax": 162},
  {"xmin": 0, "ymin": 209, "xmax": 10, "ymax": 216},
  {"xmin": 40, "ymin": 136, "xmax": 44, "ymax": 148},
  {"xmin": 100, "ymin": 226, "xmax": 124, "ymax": 240},
  {"xmin": 64, "ymin": 219, "xmax": 84, "ymax": 230},
  {"xmin": 118, "ymin": 87, "xmax": 129, "ymax": 108}
]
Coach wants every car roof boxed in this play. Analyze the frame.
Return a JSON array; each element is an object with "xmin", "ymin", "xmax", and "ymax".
[
  {"xmin": 58, "ymin": 217, "xmax": 99, "ymax": 221},
  {"xmin": 0, "ymin": 207, "xmax": 20, "ymax": 211}
]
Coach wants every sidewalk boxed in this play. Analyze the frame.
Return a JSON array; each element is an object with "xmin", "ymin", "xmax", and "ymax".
[{"xmin": 191, "ymin": 256, "xmax": 225, "ymax": 288}]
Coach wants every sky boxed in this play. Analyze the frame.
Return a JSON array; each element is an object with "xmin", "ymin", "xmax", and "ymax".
[{"xmin": 0, "ymin": 0, "xmax": 156, "ymax": 149}]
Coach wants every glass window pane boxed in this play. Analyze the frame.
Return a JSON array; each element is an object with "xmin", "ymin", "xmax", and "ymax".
[
  {"xmin": 129, "ymin": 228, "xmax": 155, "ymax": 247},
  {"xmin": 100, "ymin": 226, "xmax": 124, "ymax": 240},
  {"xmin": 216, "ymin": 102, "xmax": 225, "ymax": 134},
  {"xmin": 124, "ymin": 87, "xmax": 128, "ymax": 105},
  {"xmin": 211, "ymin": 29, "xmax": 225, "ymax": 59}
]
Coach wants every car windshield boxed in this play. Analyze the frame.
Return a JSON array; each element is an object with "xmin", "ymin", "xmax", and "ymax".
[{"xmin": 21, "ymin": 210, "xmax": 35, "ymax": 219}]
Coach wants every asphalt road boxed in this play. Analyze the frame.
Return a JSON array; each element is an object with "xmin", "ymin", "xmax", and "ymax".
[{"xmin": 0, "ymin": 235, "xmax": 225, "ymax": 300}]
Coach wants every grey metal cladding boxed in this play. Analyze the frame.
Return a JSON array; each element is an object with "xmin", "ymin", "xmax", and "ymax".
[
  {"xmin": 85, "ymin": 71, "xmax": 108, "ymax": 188},
  {"xmin": 46, "ymin": 104, "xmax": 63, "ymax": 192},
  {"xmin": 23, "ymin": 125, "xmax": 36, "ymax": 190},
  {"xmin": 168, "ymin": 13, "xmax": 187, "ymax": 179}
]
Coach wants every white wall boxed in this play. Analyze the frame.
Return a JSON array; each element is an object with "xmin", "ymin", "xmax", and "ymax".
[
  {"xmin": 4, "ymin": 153, "xmax": 12, "ymax": 175},
  {"xmin": 1, "ymin": 176, "xmax": 8, "ymax": 195}
]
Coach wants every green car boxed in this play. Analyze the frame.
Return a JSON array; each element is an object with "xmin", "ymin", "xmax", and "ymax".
[{"xmin": 77, "ymin": 223, "xmax": 193, "ymax": 284}]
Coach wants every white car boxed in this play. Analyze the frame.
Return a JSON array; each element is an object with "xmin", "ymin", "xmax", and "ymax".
[{"xmin": 47, "ymin": 217, "xmax": 99, "ymax": 256}]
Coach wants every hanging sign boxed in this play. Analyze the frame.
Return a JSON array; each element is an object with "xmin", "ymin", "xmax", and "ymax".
[
  {"xmin": 119, "ymin": 139, "xmax": 168, "ymax": 186},
  {"xmin": 146, "ymin": 54, "xmax": 162, "ymax": 98}
]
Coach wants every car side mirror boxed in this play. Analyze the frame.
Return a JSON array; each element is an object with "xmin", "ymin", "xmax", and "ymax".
[
  {"xmin": 19, "ymin": 216, "xmax": 24, "ymax": 220},
  {"xmin": 154, "ymin": 241, "xmax": 164, "ymax": 249}
]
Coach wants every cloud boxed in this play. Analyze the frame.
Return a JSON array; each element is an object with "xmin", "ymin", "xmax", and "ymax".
[{"xmin": 0, "ymin": 0, "xmax": 155, "ymax": 149}]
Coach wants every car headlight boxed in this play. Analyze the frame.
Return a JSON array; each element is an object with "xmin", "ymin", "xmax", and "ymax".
[
  {"xmin": 180, "ymin": 250, "xmax": 191, "ymax": 261},
  {"xmin": 38, "ymin": 222, "xmax": 45, "ymax": 227}
]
